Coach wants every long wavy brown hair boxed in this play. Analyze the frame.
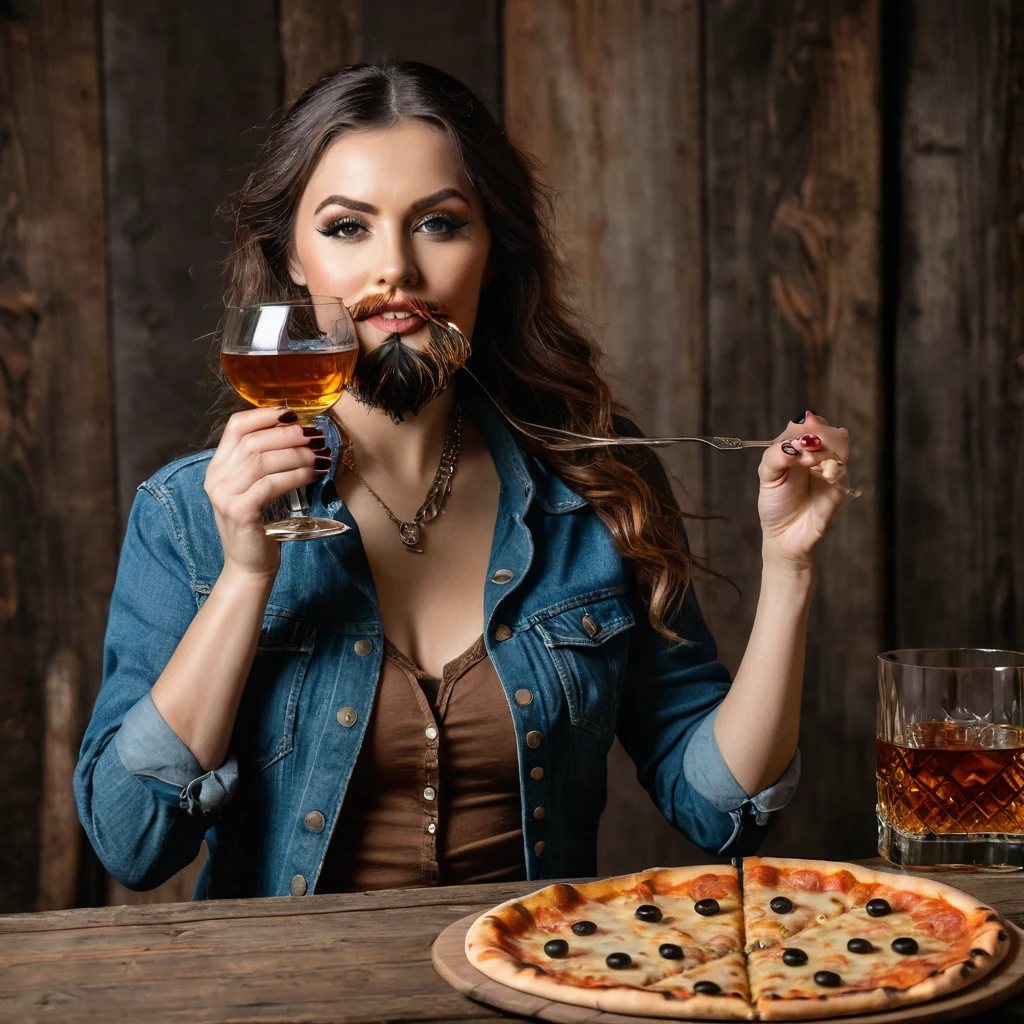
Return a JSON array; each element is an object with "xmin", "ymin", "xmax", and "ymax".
[{"xmin": 210, "ymin": 60, "xmax": 698, "ymax": 642}]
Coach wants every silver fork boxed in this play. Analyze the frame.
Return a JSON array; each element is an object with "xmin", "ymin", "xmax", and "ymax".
[{"xmin": 503, "ymin": 418, "xmax": 775, "ymax": 451}]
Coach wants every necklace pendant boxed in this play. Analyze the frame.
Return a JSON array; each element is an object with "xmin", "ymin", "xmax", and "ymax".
[{"xmin": 399, "ymin": 521, "xmax": 424, "ymax": 552}]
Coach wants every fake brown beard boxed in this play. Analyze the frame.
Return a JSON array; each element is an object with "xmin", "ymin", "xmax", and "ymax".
[{"xmin": 345, "ymin": 298, "xmax": 470, "ymax": 423}]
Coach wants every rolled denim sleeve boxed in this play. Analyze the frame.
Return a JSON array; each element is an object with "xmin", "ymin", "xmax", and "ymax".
[
  {"xmin": 617, "ymin": 581, "xmax": 798, "ymax": 858},
  {"xmin": 74, "ymin": 484, "xmax": 222, "ymax": 891},
  {"xmin": 116, "ymin": 691, "xmax": 239, "ymax": 816},
  {"xmin": 683, "ymin": 705, "xmax": 800, "ymax": 846}
]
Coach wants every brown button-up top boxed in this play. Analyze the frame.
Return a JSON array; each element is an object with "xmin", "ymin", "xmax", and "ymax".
[{"xmin": 316, "ymin": 635, "xmax": 526, "ymax": 893}]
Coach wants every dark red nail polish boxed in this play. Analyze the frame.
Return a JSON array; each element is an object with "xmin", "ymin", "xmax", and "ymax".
[
  {"xmin": 781, "ymin": 442, "xmax": 799, "ymax": 457},
  {"xmin": 301, "ymin": 426, "xmax": 320, "ymax": 437},
  {"xmin": 799, "ymin": 433, "xmax": 822, "ymax": 450},
  {"xmin": 314, "ymin": 456, "xmax": 332, "ymax": 470},
  {"xmin": 278, "ymin": 410, "xmax": 298, "ymax": 423},
  {"xmin": 307, "ymin": 437, "xmax": 326, "ymax": 449}
]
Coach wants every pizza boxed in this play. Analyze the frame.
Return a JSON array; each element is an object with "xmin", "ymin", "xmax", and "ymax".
[{"xmin": 462, "ymin": 857, "xmax": 1011, "ymax": 1020}]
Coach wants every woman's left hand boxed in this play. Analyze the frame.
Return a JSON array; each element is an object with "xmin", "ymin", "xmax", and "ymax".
[{"xmin": 757, "ymin": 411, "xmax": 853, "ymax": 571}]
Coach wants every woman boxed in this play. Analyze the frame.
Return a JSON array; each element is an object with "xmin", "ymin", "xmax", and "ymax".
[{"xmin": 75, "ymin": 62, "xmax": 851, "ymax": 899}]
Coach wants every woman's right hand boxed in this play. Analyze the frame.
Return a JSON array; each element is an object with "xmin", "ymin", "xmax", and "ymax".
[{"xmin": 204, "ymin": 409, "xmax": 330, "ymax": 579}]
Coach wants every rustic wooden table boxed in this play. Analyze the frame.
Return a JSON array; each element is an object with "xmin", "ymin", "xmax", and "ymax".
[{"xmin": 1, "ymin": 871, "xmax": 1023, "ymax": 1023}]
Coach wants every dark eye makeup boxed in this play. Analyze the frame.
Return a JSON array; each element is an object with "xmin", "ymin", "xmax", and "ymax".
[{"xmin": 317, "ymin": 212, "xmax": 468, "ymax": 240}]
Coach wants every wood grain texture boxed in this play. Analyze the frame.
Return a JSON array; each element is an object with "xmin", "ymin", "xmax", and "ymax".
[
  {"xmin": 280, "ymin": 0, "xmax": 362, "ymax": 105},
  {"xmin": 0, "ymin": 871, "xmax": 1022, "ymax": 1023},
  {"xmin": 504, "ymin": 0, "xmax": 708, "ymax": 876},
  {"xmin": 894, "ymin": 1, "xmax": 1024, "ymax": 651},
  {"xmin": 0, "ymin": 0, "xmax": 117, "ymax": 915},
  {"xmin": 703, "ymin": 0, "xmax": 883, "ymax": 860},
  {"xmin": 38, "ymin": 651, "xmax": 81, "ymax": 912},
  {"xmin": 100, "ymin": 0, "xmax": 282, "ymax": 906},
  {"xmin": 102, "ymin": 0, "xmax": 282, "ymax": 526}
]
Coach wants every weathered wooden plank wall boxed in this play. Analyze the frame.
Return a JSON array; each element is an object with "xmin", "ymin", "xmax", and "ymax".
[
  {"xmin": 0, "ymin": 1, "xmax": 117, "ymax": 912},
  {"xmin": 702, "ymin": 0, "xmax": 883, "ymax": 859},
  {"xmin": 894, "ymin": 1, "xmax": 1024, "ymax": 652},
  {"xmin": 2, "ymin": 0, "xmax": 1020, "ymax": 912}
]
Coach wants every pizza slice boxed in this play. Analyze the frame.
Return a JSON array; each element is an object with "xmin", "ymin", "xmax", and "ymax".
[{"xmin": 742, "ymin": 856, "xmax": 876, "ymax": 950}]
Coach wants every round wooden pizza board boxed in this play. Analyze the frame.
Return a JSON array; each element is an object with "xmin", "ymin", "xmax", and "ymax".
[{"xmin": 432, "ymin": 912, "xmax": 1024, "ymax": 1024}]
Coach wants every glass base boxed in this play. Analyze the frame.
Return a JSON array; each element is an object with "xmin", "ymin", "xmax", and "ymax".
[
  {"xmin": 878, "ymin": 818, "xmax": 1024, "ymax": 871},
  {"xmin": 264, "ymin": 516, "xmax": 350, "ymax": 541}
]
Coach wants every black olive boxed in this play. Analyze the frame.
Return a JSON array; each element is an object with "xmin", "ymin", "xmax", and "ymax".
[
  {"xmin": 606, "ymin": 952, "xmax": 632, "ymax": 970},
  {"xmin": 544, "ymin": 939, "xmax": 569, "ymax": 958},
  {"xmin": 694, "ymin": 898, "xmax": 721, "ymax": 917},
  {"xmin": 847, "ymin": 938, "xmax": 873, "ymax": 954},
  {"xmin": 866, "ymin": 898, "xmax": 891, "ymax": 917},
  {"xmin": 693, "ymin": 981, "xmax": 721, "ymax": 996},
  {"xmin": 769, "ymin": 896, "xmax": 794, "ymax": 914},
  {"xmin": 892, "ymin": 937, "xmax": 919, "ymax": 955},
  {"xmin": 781, "ymin": 948, "xmax": 808, "ymax": 966},
  {"xmin": 658, "ymin": 943, "xmax": 684, "ymax": 960},
  {"xmin": 814, "ymin": 971, "xmax": 843, "ymax": 987},
  {"xmin": 571, "ymin": 920, "xmax": 597, "ymax": 936},
  {"xmin": 635, "ymin": 904, "xmax": 663, "ymax": 922}
]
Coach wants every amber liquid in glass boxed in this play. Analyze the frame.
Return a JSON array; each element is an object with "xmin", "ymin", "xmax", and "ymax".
[
  {"xmin": 877, "ymin": 721, "xmax": 1024, "ymax": 835},
  {"xmin": 221, "ymin": 348, "xmax": 358, "ymax": 420}
]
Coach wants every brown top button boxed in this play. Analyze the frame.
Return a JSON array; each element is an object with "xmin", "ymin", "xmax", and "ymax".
[
  {"xmin": 581, "ymin": 614, "xmax": 599, "ymax": 638},
  {"xmin": 304, "ymin": 811, "xmax": 326, "ymax": 833},
  {"xmin": 526, "ymin": 730, "xmax": 544, "ymax": 749},
  {"xmin": 514, "ymin": 689, "xmax": 533, "ymax": 706},
  {"xmin": 494, "ymin": 624, "xmax": 513, "ymax": 641},
  {"xmin": 354, "ymin": 639, "xmax": 372, "ymax": 656},
  {"xmin": 491, "ymin": 569, "xmax": 514, "ymax": 584},
  {"xmin": 290, "ymin": 874, "xmax": 308, "ymax": 896},
  {"xmin": 337, "ymin": 706, "xmax": 358, "ymax": 727},
  {"xmin": 533, "ymin": 806, "xmax": 546, "ymax": 820},
  {"xmin": 530, "ymin": 766, "xmax": 544, "ymax": 781},
  {"xmin": 534, "ymin": 840, "xmax": 546, "ymax": 856}
]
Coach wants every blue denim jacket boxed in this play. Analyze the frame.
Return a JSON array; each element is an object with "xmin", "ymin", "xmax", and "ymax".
[{"xmin": 74, "ymin": 375, "xmax": 799, "ymax": 899}]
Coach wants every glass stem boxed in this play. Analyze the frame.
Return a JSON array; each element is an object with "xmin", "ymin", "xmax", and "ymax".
[{"xmin": 286, "ymin": 487, "xmax": 310, "ymax": 518}]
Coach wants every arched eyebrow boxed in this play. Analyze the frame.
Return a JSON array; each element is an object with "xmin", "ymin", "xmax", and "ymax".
[{"xmin": 314, "ymin": 187, "xmax": 470, "ymax": 217}]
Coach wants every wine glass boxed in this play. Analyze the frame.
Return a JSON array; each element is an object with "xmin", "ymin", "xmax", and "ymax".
[{"xmin": 220, "ymin": 297, "xmax": 358, "ymax": 541}]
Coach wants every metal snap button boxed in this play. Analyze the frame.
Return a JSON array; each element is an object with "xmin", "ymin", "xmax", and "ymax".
[
  {"xmin": 354, "ymin": 639, "xmax": 372, "ymax": 656},
  {"xmin": 290, "ymin": 874, "xmax": 308, "ymax": 896},
  {"xmin": 534, "ymin": 841, "xmax": 546, "ymax": 856},
  {"xmin": 530, "ymin": 766, "xmax": 544, "ymax": 781},
  {"xmin": 491, "ymin": 569, "xmax": 514, "ymax": 584},
  {"xmin": 423, "ymin": 786, "xmax": 436, "ymax": 801},
  {"xmin": 514, "ymin": 689, "xmax": 533, "ymax": 706},
  {"xmin": 533, "ymin": 806, "xmax": 546, "ymax": 820},
  {"xmin": 494, "ymin": 624, "xmax": 513, "ymax": 641},
  {"xmin": 526, "ymin": 730, "xmax": 544, "ymax": 749},
  {"xmin": 337, "ymin": 706, "xmax": 358, "ymax": 727},
  {"xmin": 581, "ymin": 614, "xmax": 599, "ymax": 638},
  {"xmin": 303, "ymin": 811, "xmax": 326, "ymax": 833}
]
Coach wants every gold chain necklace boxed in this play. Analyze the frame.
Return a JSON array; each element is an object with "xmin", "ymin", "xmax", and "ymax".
[{"xmin": 342, "ymin": 404, "xmax": 462, "ymax": 553}]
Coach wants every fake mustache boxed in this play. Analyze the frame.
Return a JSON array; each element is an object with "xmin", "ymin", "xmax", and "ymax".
[{"xmin": 347, "ymin": 292, "xmax": 448, "ymax": 325}]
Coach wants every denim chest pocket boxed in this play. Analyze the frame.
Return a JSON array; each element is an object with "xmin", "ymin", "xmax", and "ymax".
[
  {"xmin": 236, "ymin": 612, "xmax": 315, "ymax": 770},
  {"xmin": 535, "ymin": 592, "xmax": 635, "ymax": 737}
]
